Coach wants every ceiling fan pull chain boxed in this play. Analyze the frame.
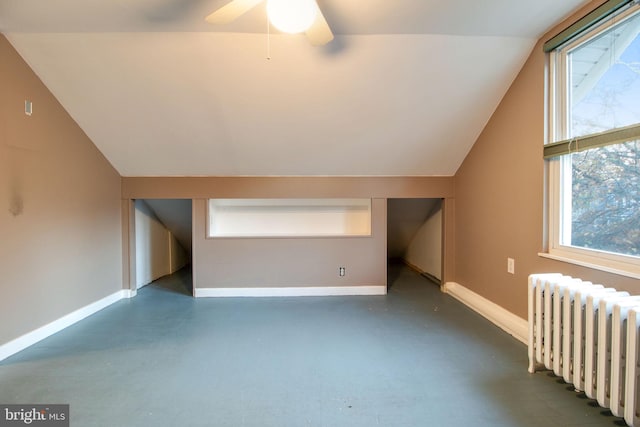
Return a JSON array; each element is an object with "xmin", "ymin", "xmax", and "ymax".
[{"xmin": 266, "ymin": 10, "xmax": 271, "ymax": 60}]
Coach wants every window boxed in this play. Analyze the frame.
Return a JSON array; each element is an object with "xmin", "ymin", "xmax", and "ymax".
[
  {"xmin": 546, "ymin": 2, "xmax": 640, "ymax": 277},
  {"xmin": 207, "ymin": 199, "xmax": 372, "ymax": 238}
]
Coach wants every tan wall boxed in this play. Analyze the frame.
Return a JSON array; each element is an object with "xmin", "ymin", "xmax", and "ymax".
[
  {"xmin": 122, "ymin": 176, "xmax": 454, "ymax": 199},
  {"xmin": 170, "ymin": 233, "xmax": 189, "ymax": 273},
  {"xmin": 124, "ymin": 177, "xmax": 454, "ymax": 289},
  {"xmin": 192, "ymin": 198, "xmax": 387, "ymax": 289},
  {"xmin": 405, "ymin": 207, "xmax": 442, "ymax": 280},
  {"xmin": 0, "ymin": 35, "xmax": 122, "ymax": 345},
  {"xmin": 453, "ymin": 0, "xmax": 640, "ymax": 319}
]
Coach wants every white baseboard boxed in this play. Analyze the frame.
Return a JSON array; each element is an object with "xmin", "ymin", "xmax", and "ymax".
[
  {"xmin": 122, "ymin": 289, "xmax": 137, "ymax": 298},
  {"xmin": 442, "ymin": 282, "xmax": 527, "ymax": 344},
  {"xmin": 195, "ymin": 286, "xmax": 387, "ymax": 298},
  {"xmin": 0, "ymin": 289, "xmax": 128, "ymax": 362}
]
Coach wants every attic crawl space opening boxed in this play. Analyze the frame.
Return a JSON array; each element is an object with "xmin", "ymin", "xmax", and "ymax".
[
  {"xmin": 387, "ymin": 198, "xmax": 442, "ymax": 284},
  {"xmin": 133, "ymin": 199, "xmax": 192, "ymax": 295}
]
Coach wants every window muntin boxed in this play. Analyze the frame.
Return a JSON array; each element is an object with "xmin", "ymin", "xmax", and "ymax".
[{"xmin": 548, "ymin": 4, "xmax": 640, "ymax": 274}]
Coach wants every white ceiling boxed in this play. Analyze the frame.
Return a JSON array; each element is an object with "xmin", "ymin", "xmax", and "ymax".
[{"xmin": 1, "ymin": 0, "xmax": 591, "ymax": 176}]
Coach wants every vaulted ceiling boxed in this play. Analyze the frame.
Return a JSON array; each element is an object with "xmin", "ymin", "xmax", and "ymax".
[{"xmin": 1, "ymin": 0, "xmax": 590, "ymax": 176}]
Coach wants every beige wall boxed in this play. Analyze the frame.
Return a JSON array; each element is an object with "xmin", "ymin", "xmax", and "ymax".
[
  {"xmin": 405, "ymin": 207, "xmax": 442, "ymax": 280},
  {"xmin": 123, "ymin": 177, "xmax": 455, "ymax": 289},
  {"xmin": 0, "ymin": 35, "xmax": 122, "ymax": 345},
  {"xmin": 453, "ymin": 0, "xmax": 640, "ymax": 319},
  {"xmin": 192, "ymin": 198, "xmax": 387, "ymax": 289},
  {"xmin": 170, "ymin": 234, "xmax": 189, "ymax": 273},
  {"xmin": 122, "ymin": 176, "xmax": 454, "ymax": 200}
]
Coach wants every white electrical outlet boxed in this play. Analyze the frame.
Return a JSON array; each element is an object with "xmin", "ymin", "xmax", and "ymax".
[
  {"xmin": 339, "ymin": 267, "xmax": 345, "ymax": 277},
  {"xmin": 507, "ymin": 258, "xmax": 515, "ymax": 274}
]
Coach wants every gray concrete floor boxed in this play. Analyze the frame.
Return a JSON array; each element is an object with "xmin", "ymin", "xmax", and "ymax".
[{"xmin": 0, "ymin": 264, "xmax": 624, "ymax": 426}]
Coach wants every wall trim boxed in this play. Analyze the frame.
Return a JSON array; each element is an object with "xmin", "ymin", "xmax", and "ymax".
[
  {"xmin": 442, "ymin": 282, "xmax": 527, "ymax": 344},
  {"xmin": 195, "ymin": 286, "xmax": 387, "ymax": 298},
  {"xmin": 0, "ymin": 290, "xmax": 127, "ymax": 362}
]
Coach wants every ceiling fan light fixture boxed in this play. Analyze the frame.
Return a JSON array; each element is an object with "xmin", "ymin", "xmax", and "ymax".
[{"xmin": 266, "ymin": 0, "xmax": 318, "ymax": 34}]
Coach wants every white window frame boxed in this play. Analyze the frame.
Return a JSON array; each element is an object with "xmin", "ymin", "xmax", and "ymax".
[
  {"xmin": 207, "ymin": 198, "xmax": 372, "ymax": 238},
  {"xmin": 543, "ymin": 4, "xmax": 640, "ymax": 279}
]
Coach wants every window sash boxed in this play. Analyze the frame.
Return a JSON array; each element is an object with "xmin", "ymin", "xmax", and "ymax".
[
  {"xmin": 543, "ymin": 124, "xmax": 640, "ymax": 159},
  {"xmin": 543, "ymin": 0, "xmax": 633, "ymax": 52},
  {"xmin": 545, "ymin": 2, "xmax": 640, "ymax": 277},
  {"xmin": 547, "ymin": 157, "xmax": 640, "ymax": 278}
]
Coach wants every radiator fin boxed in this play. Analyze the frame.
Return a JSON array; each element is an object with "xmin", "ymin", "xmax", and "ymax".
[{"xmin": 528, "ymin": 274, "xmax": 640, "ymax": 426}]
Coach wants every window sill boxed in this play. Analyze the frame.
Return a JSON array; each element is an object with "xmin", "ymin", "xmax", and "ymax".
[{"xmin": 538, "ymin": 252, "xmax": 640, "ymax": 280}]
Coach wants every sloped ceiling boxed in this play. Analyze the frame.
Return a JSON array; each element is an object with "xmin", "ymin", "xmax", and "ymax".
[
  {"xmin": 387, "ymin": 198, "xmax": 440, "ymax": 259},
  {"xmin": 143, "ymin": 199, "xmax": 192, "ymax": 253},
  {"xmin": 0, "ymin": 0, "xmax": 590, "ymax": 177}
]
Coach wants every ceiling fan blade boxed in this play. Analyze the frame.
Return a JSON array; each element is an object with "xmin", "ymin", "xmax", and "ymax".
[
  {"xmin": 205, "ymin": 0, "xmax": 263, "ymax": 24},
  {"xmin": 305, "ymin": 3, "xmax": 334, "ymax": 46}
]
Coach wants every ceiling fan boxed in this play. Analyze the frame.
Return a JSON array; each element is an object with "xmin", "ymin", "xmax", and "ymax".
[{"xmin": 205, "ymin": 0, "xmax": 334, "ymax": 46}]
